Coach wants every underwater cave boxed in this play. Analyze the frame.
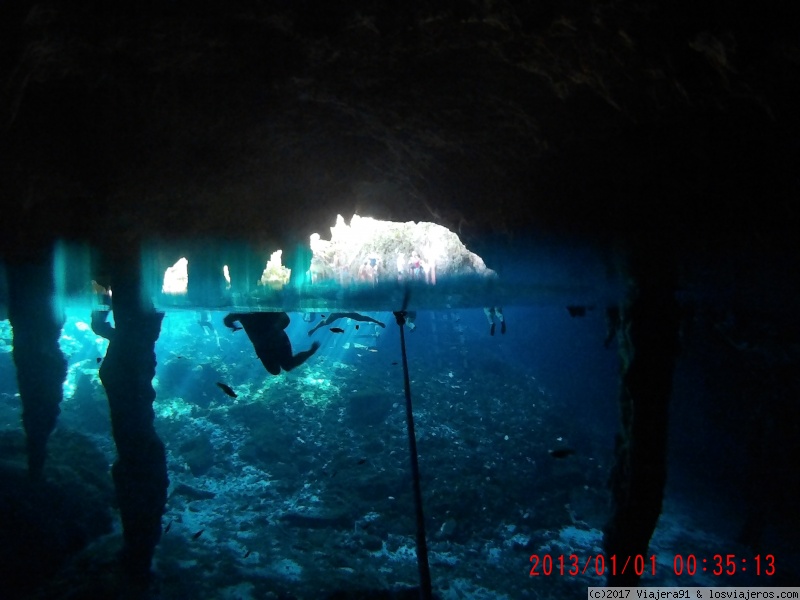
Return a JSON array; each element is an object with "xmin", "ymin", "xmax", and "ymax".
[{"xmin": 1, "ymin": 1, "xmax": 799, "ymax": 598}]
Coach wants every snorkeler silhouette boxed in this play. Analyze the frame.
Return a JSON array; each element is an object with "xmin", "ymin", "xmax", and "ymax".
[
  {"xmin": 197, "ymin": 310, "xmax": 214, "ymax": 334},
  {"xmin": 308, "ymin": 312, "xmax": 386, "ymax": 336},
  {"xmin": 224, "ymin": 312, "xmax": 320, "ymax": 375},
  {"xmin": 484, "ymin": 307, "xmax": 506, "ymax": 335}
]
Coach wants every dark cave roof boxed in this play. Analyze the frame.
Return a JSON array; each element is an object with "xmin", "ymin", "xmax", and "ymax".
[{"xmin": 1, "ymin": 0, "xmax": 798, "ymax": 260}]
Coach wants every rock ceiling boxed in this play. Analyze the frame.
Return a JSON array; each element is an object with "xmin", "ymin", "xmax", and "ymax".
[{"xmin": 1, "ymin": 0, "xmax": 798, "ymax": 261}]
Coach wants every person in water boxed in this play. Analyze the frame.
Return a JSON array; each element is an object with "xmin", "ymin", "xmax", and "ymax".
[
  {"xmin": 484, "ymin": 306, "xmax": 506, "ymax": 335},
  {"xmin": 224, "ymin": 312, "xmax": 320, "ymax": 376},
  {"xmin": 197, "ymin": 310, "xmax": 214, "ymax": 334},
  {"xmin": 308, "ymin": 312, "xmax": 386, "ymax": 336}
]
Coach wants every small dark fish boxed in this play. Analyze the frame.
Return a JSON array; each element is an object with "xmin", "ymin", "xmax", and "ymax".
[
  {"xmin": 355, "ymin": 325, "xmax": 360, "ymax": 330},
  {"xmin": 356, "ymin": 458, "xmax": 367, "ymax": 465},
  {"xmin": 230, "ymin": 324, "xmax": 243, "ymax": 332},
  {"xmin": 331, "ymin": 470, "xmax": 338, "ymax": 478},
  {"xmin": 96, "ymin": 357, "xmax": 103, "ymax": 364},
  {"xmin": 391, "ymin": 361, "xmax": 398, "ymax": 365},
  {"xmin": 216, "ymin": 382, "xmax": 237, "ymax": 398},
  {"xmin": 549, "ymin": 448, "xmax": 576, "ymax": 459},
  {"xmin": 330, "ymin": 327, "xmax": 345, "ymax": 333},
  {"xmin": 243, "ymin": 549, "xmax": 251, "ymax": 558},
  {"xmin": 566, "ymin": 305, "xmax": 587, "ymax": 317},
  {"xmin": 192, "ymin": 529, "xmax": 204, "ymax": 540},
  {"xmin": 164, "ymin": 520, "xmax": 172, "ymax": 533},
  {"xmin": 321, "ymin": 314, "xmax": 326, "ymax": 318}
]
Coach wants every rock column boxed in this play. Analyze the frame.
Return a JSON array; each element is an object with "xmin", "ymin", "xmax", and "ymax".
[
  {"xmin": 187, "ymin": 243, "xmax": 227, "ymax": 307},
  {"xmin": 92, "ymin": 251, "xmax": 168, "ymax": 580},
  {"xmin": 224, "ymin": 244, "xmax": 266, "ymax": 299},
  {"xmin": 6, "ymin": 250, "xmax": 67, "ymax": 481},
  {"xmin": 603, "ymin": 247, "xmax": 680, "ymax": 586}
]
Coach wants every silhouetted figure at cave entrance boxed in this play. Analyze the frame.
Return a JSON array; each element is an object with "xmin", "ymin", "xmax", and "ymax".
[{"xmin": 224, "ymin": 312, "xmax": 319, "ymax": 376}]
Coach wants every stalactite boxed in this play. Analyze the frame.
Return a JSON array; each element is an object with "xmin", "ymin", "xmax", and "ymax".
[
  {"xmin": 92, "ymin": 248, "xmax": 168, "ymax": 580},
  {"xmin": 6, "ymin": 250, "xmax": 67, "ymax": 481},
  {"xmin": 186, "ymin": 242, "xmax": 227, "ymax": 307},
  {"xmin": 603, "ymin": 245, "xmax": 680, "ymax": 586}
]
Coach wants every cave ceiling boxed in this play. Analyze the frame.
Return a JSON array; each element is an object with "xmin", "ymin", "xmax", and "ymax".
[{"xmin": 1, "ymin": 0, "xmax": 798, "ymax": 262}]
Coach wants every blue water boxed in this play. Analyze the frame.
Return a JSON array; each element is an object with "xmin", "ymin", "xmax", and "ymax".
[{"xmin": 1, "ymin": 303, "xmax": 797, "ymax": 598}]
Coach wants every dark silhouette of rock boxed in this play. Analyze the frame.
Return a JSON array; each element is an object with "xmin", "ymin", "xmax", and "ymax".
[
  {"xmin": 91, "ymin": 249, "xmax": 168, "ymax": 581},
  {"xmin": 5, "ymin": 247, "xmax": 67, "ymax": 480},
  {"xmin": 0, "ymin": 429, "xmax": 114, "ymax": 598},
  {"xmin": 179, "ymin": 434, "xmax": 216, "ymax": 477},
  {"xmin": 603, "ymin": 239, "xmax": 681, "ymax": 586}
]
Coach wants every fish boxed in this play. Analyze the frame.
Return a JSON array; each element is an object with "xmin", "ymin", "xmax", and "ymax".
[
  {"xmin": 356, "ymin": 458, "xmax": 367, "ymax": 465},
  {"xmin": 355, "ymin": 325, "xmax": 360, "ymax": 330},
  {"xmin": 566, "ymin": 305, "xmax": 587, "ymax": 317},
  {"xmin": 192, "ymin": 529, "xmax": 205, "ymax": 540},
  {"xmin": 216, "ymin": 382, "xmax": 237, "ymax": 398},
  {"xmin": 164, "ymin": 520, "xmax": 172, "ymax": 533},
  {"xmin": 243, "ymin": 549, "xmax": 251, "ymax": 558},
  {"xmin": 330, "ymin": 327, "xmax": 345, "ymax": 333},
  {"xmin": 392, "ymin": 361, "xmax": 398, "ymax": 365},
  {"xmin": 96, "ymin": 357, "xmax": 103, "ymax": 364},
  {"xmin": 549, "ymin": 448, "xmax": 576, "ymax": 459}
]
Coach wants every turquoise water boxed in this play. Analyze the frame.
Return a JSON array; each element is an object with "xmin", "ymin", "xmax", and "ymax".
[{"xmin": 3, "ymin": 298, "xmax": 796, "ymax": 598}]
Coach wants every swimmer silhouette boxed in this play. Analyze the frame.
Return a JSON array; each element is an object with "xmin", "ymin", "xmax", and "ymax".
[
  {"xmin": 224, "ymin": 312, "xmax": 320, "ymax": 376},
  {"xmin": 308, "ymin": 312, "xmax": 386, "ymax": 336}
]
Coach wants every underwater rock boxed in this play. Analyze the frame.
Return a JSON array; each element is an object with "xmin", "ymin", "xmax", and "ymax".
[
  {"xmin": 65, "ymin": 372, "xmax": 111, "ymax": 435},
  {"xmin": 324, "ymin": 587, "xmax": 421, "ymax": 600},
  {"xmin": 346, "ymin": 389, "xmax": 394, "ymax": 428},
  {"xmin": 232, "ymin": 402, "xmax": 302, "ymax": 469},
  {"xmin": 280, "ymin": 512, "xmax": 352, "ymax": 530},
  {"xmin": 0, "ymin": 429, "xmax": 114, "ymax": 598},
  {"xmin": 359, "ymin": 533, "xmax": 384, "ymax": 552},
  {"xmin": 159, "ymin": 359, "xmax": 221, "ymax": 409},
  {"xmin": 172, "ymin": 482, "xmax": 216, "ymax": 501},
  {"xmin": 179, "ymin": 433, "xmax": 215, "ymax": 476}
]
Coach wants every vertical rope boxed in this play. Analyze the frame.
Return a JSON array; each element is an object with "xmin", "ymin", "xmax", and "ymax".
[{"xmin": 394, "ymin": 310, "xmax": 433, "ymax": 600}]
